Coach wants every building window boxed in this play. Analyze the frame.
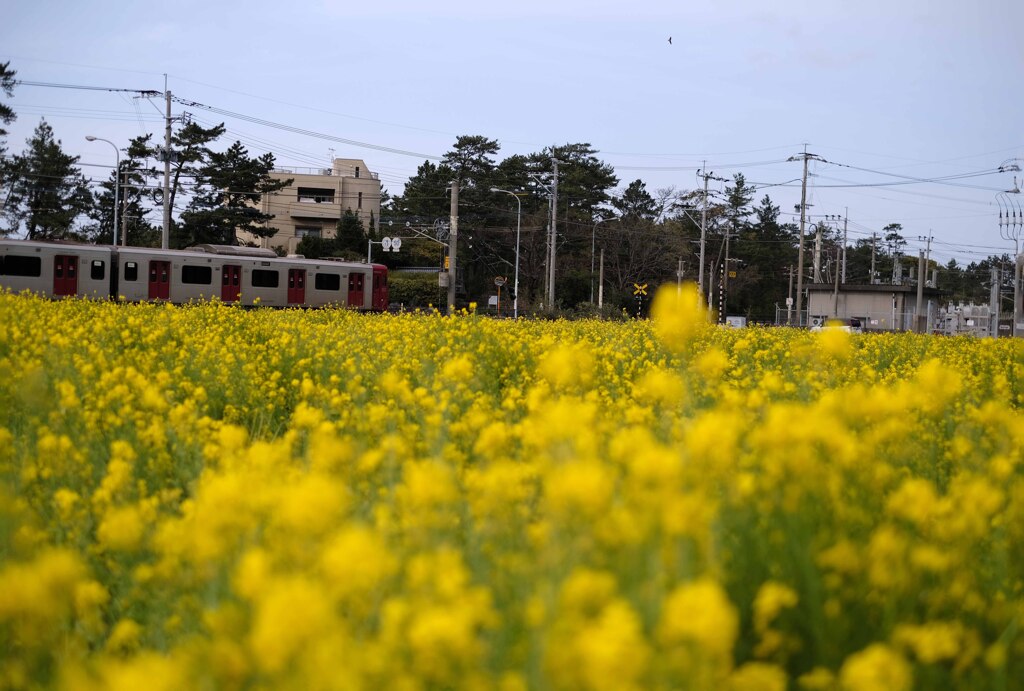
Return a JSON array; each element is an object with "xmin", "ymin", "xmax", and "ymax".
[
  {"xmin": 252, "ymin": 269, "xmax": 279, "ymax": 288},
  {"xmin": 313, "ymin": 272, "xmax": 342, "ymax": 290},
  {"xmin": 355, "ymin": 166, "xmax": 360, "ymax": 178},
  {"xmin": 124, "ymin": 262, "xmax": 138, "ymax": 281},
  {"xmin": 181, "ymin": 265, "xmax": 213, "ymax": 285},
  {"xmin": 296, "ymin": 226, "xmax": 321, "ymax": 238},
  {"xmin": 358, "ymin": 192, "xmax": 363, "ymax": 210},
  {"xmin": 2, "ymin": 255, "xmax": 42, "ymax": 277},
  {"xmin": 297, "ymin": 187, "xmax": 334, "ymax": 203}
]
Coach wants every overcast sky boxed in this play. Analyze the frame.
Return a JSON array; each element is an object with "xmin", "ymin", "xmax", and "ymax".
[{"xmin": 3, "ymin": 0, "xmax": 1022, "ymax": 266}]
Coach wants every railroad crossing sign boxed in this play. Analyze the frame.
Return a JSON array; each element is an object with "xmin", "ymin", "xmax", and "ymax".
[{"xmin": 633, "ymin": 282, "xmax": 648, "ymax": 297}]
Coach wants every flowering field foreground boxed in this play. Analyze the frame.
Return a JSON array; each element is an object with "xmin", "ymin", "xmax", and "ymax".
[{"xmin": 1, "ymin": 287, "xmax": 1023, "ymax": 690}]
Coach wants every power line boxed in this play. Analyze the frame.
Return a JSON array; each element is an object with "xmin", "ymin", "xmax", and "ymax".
[{"xmin": 171, "ymin": 95, "xmax": 442, "ymax": 161}]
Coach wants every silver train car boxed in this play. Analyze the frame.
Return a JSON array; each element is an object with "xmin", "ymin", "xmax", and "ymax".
[{"xmin": 0, "ymin": 240, "xmax": 389, "ymax": 310}]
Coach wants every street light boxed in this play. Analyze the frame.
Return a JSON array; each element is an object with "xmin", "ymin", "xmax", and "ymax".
[
  {"xmin": 491, "ymin": 188, "xmax": 522, "ymax": 318},
  {"xmin": 86, "ymin": 136, "xmax": 120, "ymax": 246}
]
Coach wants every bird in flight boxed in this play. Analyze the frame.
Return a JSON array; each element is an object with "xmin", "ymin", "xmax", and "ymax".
[{"xmin": 668, "ymin": 36, "xmax": 672, "ymax": 44}]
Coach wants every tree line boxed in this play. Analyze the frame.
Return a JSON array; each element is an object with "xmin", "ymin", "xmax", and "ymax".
[{"xmin": 0, "ymin": 62, "xmax": 1009, "ymax": 317}]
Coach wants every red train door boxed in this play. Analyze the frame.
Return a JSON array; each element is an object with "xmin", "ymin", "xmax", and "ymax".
[
  {"xmin": 287, "ymin": 269, "xmax": 306, "ymax": 305},
  {"xmin": 372, "ymin": 266, "xmax": 388, "ymax": 311},
  {"xmin": 148, "ymin": 260, "xmax": 170, "ymax": 300},
  {"xmin": 347, "ymin": 272, "xmax": 364, "ymax": 308},
  {"xmin": 222, "ymin": 264, "xmax": 241, "ymax": 302},
  {"xmin": 53, "ymin": 255, "xmax": 78, "ymax": 296}
]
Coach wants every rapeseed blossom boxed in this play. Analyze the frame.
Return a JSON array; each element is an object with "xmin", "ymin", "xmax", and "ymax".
[{"xmin": 1, "ymin": 289, "xmax": 1023, "ymax": 689}]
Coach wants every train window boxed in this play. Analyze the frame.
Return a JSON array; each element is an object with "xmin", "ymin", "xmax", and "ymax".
[
  {"xmin": 91, "ymin": 260, "xmax": 105, "ymax": 280},
  {"xmin": 181, "ymin": 265, "xmax": 213, "ymax": 285},
  {"xmin": 315, "ymin": 273, "xmax": 341, "ymax": 291},
  {"xmin": 251, "ymin": 269, "xmax": 279, "ymax": 288},
  {"xmin": 124, "ymin": 262, "xmax": 138, "ymax": 281},
  {"xmin": 3, "ymin": 255, "xmax": 42, "ymax": 277}
]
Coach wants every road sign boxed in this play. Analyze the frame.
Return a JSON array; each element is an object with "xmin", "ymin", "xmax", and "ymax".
[
  {"xmin": 381, "ymin": 237, "xmax": 393, "ymax": 251},
  {"xmin": 391, "ymin": 237, "xmax": 402, "ymax": 251},
  {"xmin": 633, "ymin": 282, "xmax": 648, "ymax": 296},
  {"xmin": 495, "ymin": 276, "xmax": 507, "ymax": 287}
]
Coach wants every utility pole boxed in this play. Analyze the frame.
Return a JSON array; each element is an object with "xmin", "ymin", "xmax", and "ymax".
[
  {"xmin": 121, "ymin": 201, "xmax": 129, "ymax": 246},
  {"xmin": 921, "ymin": 249, "xmax": 929, "ymax": 333},
  {"xmin": 162, "ymin": 84, "xmax": 172, "ymax": 250},
  {"xmin": 696, "ymin": 166, "xmax": 726, "ymax": 302},
  {"xmin": 833, "ymin": 247, "xmax": 842, "ymax": 317},
  {"xmin": 813, "ymin": 223, "xmax": 823, "ymax": 283},
  {"xmin": 448, "ymin": 179, "xmax": 459, "ymax": 312},
  {"xmin": 870, "ymin": 233, "xmax": 878, "ymax": 284},
  {"xmin": 991, "ymin": 266, "xmax": 1001, "ymax": 337},
  {"xmin": 598, "ymin": 248, "xmax": 604, "ymax": 308},
  {"xmin": 842, "ymin": 210, "xmax": 848, "ymax": 284},
  {"xmin": 788, "ymin": 146, "xmax": 827, "ymax": 326},
  {"xmin": 548, "ymin": 157, "xmax": 560, "ymax": 308}
]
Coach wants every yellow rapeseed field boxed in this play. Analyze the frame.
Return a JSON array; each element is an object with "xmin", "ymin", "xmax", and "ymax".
[{"xmin": 1, "ymin": 285, "xmax": 1022, "ymax": 690}]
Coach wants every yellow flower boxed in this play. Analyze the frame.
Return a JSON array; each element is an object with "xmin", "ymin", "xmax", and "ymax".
[
  {"xmin": 659, "ymin": 578, "xmax": 739, "ymax": 661},
  {"xmin": 753, "ymin": 581, "xmax": 799, "ymax": 634},
  {"xmin": 839, "ymin": 643, "xmax": 912, "ymax": 691},
  {"xmin": 651, "ymin": 283, "xmax": 710, "ymax": 352},
  {"xmin": 97, "ymin": 504, "xmax": 146, "ymax": 551},
  {"xmin": 893, "ymin": 621, "xmax": 965, "ymax": 664},
  {"xmin": 728, "ymin": 662, "xmax": 788, "ymax": 691}
]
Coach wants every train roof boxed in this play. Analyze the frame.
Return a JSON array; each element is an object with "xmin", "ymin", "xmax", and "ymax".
[
  {"xmin": 189, "ymin": 244, "xmax": 279, "ymax": 258},
  {"xmin": 1, "ymin": 239, "xmax": 385, "ymax": 272},
  {"xmin": 0, "ymin": 238, "xmax": 113, "ymax": 253}
]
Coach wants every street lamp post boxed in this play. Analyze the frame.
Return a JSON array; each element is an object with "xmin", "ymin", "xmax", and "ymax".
[
  {"xmin": 491, "ymin": 188, "xmax": 522, "ymax": 318},
  {"xmin": 86, "ymin": 136, "xmax": 120, "ymax": 246}
]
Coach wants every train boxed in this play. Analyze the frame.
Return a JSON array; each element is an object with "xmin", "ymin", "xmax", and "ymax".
[{"xmin": 0, "ymin": 239, "xmax": 389, "ymax": 310}]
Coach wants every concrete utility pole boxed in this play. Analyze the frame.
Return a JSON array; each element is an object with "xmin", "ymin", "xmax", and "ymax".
[
  {"xmin": 842, "ymin": 210, "xmax": 848, "ymax": 283},
  {"xmin": 448, "ymin": 179, "xmax": 459, "ymax": 312},
  {"xmin": 696, "ymin": 166, "xmax": 727, "ymax": 302},
  {"xmin": 870, "ymin": 233, "xmax": 878, "ymax": 284},
  {"xmin": 1016, "ymin": 255, "xmax": 1024, "ymax": 338},
  {"xmin": 916, "ymin": 249, "xmax": 926, "ymax": 333},
  {"xmin": 548, "ymin": 157, "xmax": 560, "ymax": 308},
  {"xmin": 162, "ymin": 86, "xmax": 172, "ymax": 250},
  {"xmin": 991, "ymin": 266, "xmax": 1001, "ymax": 337},
  {"xmin": 598, "ymin": 248, "xmax": 605, "ymax": 308},
  {"xmin": 833, "ymin": 247, "xmax": 842, "ymax": 317},
  {"xmin": 788, "ymin": 147, "xmax": 826, "ymax": 326},
  {"xmin": 813, "ymin": 223, "xmax": 824, "ymax": 283}
]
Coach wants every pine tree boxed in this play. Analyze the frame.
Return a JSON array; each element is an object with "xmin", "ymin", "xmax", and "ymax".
[
  {"xmin": 335, "ymin": 209, "xmax": 366, "ymax": 253},
  {"xmin": 178, "ymin": 141, "xmax": 291, "ymax": 246},
  {"xmin": 0, "ymin": 62, "xmax": 17, "ymax": 234},
  {"xmin": 4, "ymin": 120, "xmax": 92, "ymax": 239},
  {"xmin": 0, "ymin": 62, "xmax": 15, "ymax": 141}
]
